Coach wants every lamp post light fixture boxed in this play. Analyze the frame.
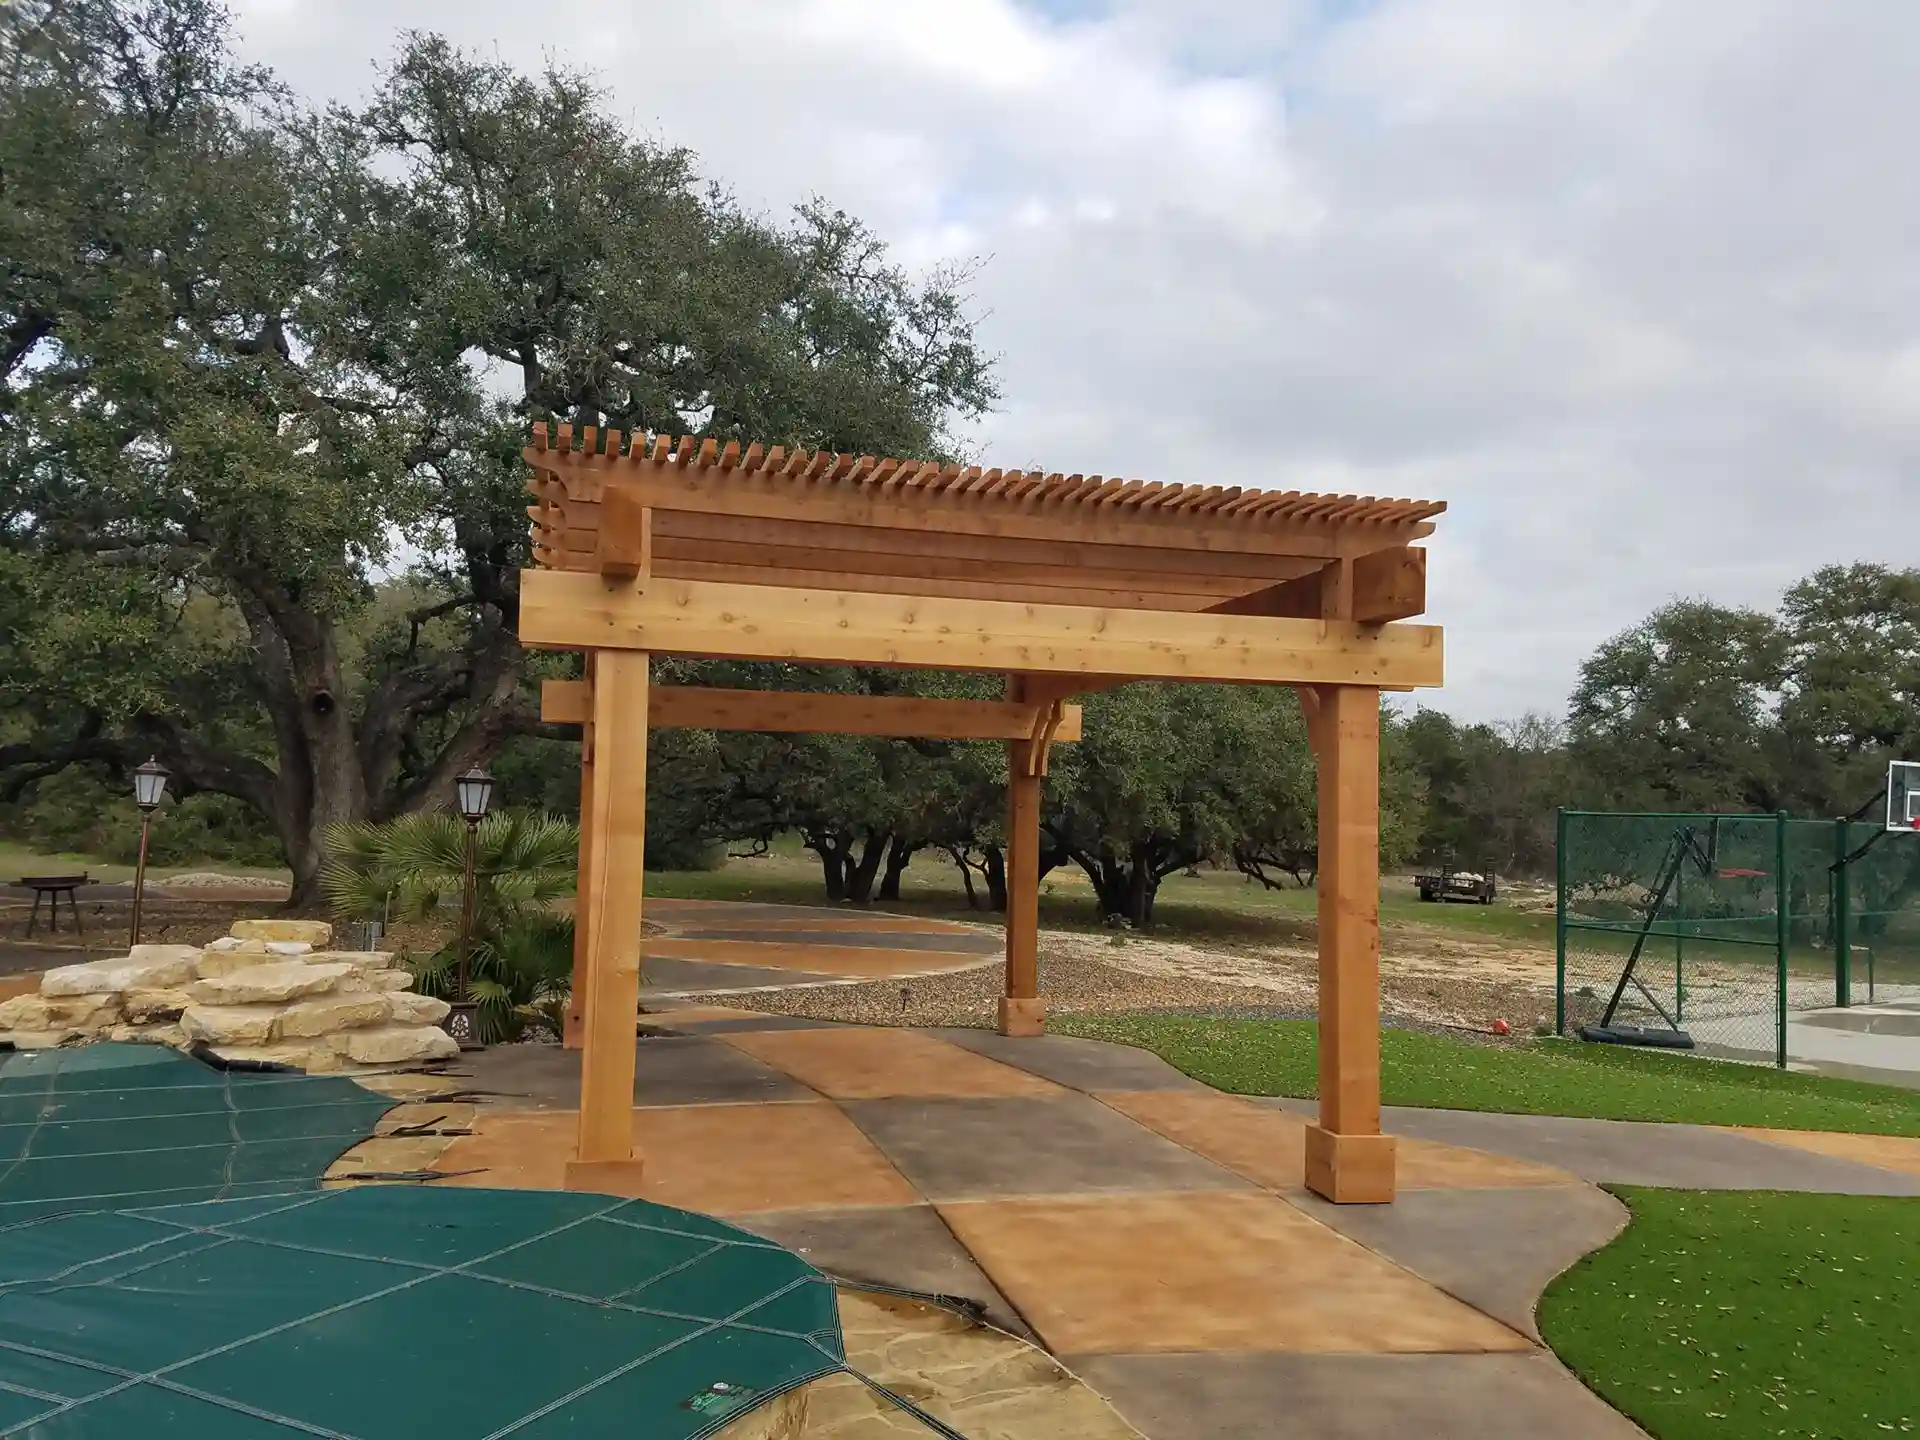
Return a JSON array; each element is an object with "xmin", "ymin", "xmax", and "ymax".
[
  {"xmin": 128, "ymin": 757, "xmax": 170, "ymax": 948},
  {"xmin": 445, "ymin": 765, "xmax": 495, "ymax": 1049}
]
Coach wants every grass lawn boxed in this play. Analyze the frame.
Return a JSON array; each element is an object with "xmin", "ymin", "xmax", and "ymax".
[
  {"xmin": 1541, "ymin": 1187, "xmax": 1920, "ymax": 1439},
  {"xmin": 1054, "ymin": 1015, "xmax": 1920, "ymax": 1136},
  {"xmin": 0, "ymin": 840, "xmax": 289, "ymax": 887},
  {"xmin": 644, "ymin": 836, "xmax": 1558, "ymax": 948}
]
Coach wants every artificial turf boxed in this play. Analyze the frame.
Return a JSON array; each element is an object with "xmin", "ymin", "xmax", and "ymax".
[
  {"xmin": 1054, "ymin": 1015, "xmax": 1920, "ymax": 1136},
  {"xmin": 1540, "ymin": 1187, "xmax": 1920, "ymax": 1439}
]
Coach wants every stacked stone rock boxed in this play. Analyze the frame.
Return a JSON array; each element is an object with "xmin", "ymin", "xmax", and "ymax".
[{"xmin": 0, "ymin": 919, "xmax": 459, "ymax": 1070}]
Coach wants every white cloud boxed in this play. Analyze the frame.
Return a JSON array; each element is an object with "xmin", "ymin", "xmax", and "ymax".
[{"xmin": 232, "ymin": 0, "xmax": 1920, "ymax": 720}]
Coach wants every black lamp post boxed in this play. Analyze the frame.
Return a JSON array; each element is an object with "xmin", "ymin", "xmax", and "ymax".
[
  {"xmin": 128, "ymin": 757, "xmax": 170, "ymax": 948},
  {"xmin": 446, "ymin": 765, "xmax": 495, "ymax": 1047}
]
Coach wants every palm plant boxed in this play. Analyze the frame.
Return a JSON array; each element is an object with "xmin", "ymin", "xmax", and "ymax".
[{"xmin": 320, "ymin": 810, "xmax": 580, "ymax": 1043}]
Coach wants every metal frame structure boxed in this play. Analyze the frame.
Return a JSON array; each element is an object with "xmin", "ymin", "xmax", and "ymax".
[{"xmin": 518, "ymin": 423, "xmax": 1448, "ymax": 1204}]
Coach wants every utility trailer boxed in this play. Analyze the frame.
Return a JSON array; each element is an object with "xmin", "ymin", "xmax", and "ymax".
[{"xmin": 1414, "ymin": 866, "xmax": 1496, "ymax": 904}]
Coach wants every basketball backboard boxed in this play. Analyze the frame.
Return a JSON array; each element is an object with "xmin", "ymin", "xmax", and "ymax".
[{"xmin": 1890, "ymin": 759, "xmax": 1920, "ymax": 832}]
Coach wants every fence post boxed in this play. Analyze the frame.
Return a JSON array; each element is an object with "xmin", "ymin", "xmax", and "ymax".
[
  {"xmin": 1674, "ymin": 858, "xmax": 1685, "ymax": 1024},
  {"xmin": 1555, "ymin": 807, "xmax": 1568, "ymax": 1036},
  {"xmin": 1834, "ymin": 817, "xmax": 1851, "ymax": 1008},
  {"xmin": 1775, "ymin": 811, "xmax": 1790, "ymax": 1069}
]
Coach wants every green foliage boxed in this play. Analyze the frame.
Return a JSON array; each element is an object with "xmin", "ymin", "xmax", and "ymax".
[
  {"xmin": 319, "ymin": 809, "xmax": 579, "ymax": 1044},
  {"xmin": 1057, "ymin": 1015, "xmax": 1920, "ymax": 1135},
  {"xmin": 0, "ymin": 2, "xmax": 994, "ymax": 898},
  {"xmin": 408, "ymin": 910, "xmax": 575, "ymax": 1045},
  {"xmin": 318, "ymin": 809, "xmax": 578, "ymax": 927},
  {"xmin": 0, "ymin": 766, "xmax": 280, "ymax": 867},
  {"xmin": 1542, "ymin": 1188, "xmax": 1920, "ymax": 1440}
]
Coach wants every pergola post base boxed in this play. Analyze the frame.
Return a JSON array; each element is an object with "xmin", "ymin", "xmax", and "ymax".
[
  {"xmin": 1304, "ymin": 1126, "xmax": 1396, "ymax": 1204},
  {"xmin": 997, "ymin": 996, "xmax": 1046, "ymax": 1037},
  {"xmin": 564, "ymin": 1157, "xmax": 649, "ymax": 1196}
]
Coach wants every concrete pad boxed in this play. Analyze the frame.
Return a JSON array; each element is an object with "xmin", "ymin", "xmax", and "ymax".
[
  {"xmin": 1736, "ymin": 1126, "xmax": 1920, "ymax": 1178},
  {"xmin": 640, "ymin": 956, "xmax": 847, "ymax": 993},
  {"xmin": 435, "ymin": 1102, "xmax": 919, "ymax": 1213},
  {"xmin": 1257, "ymin": 1099, "xmax": 1920, "ymax": 1195},
  {"xmin": 939, "ymin": 1192, "xmax": 1530, "ymax": 1357},
  {"xmin": 934, "ymin": 1030, "xmax": 1214, "ymax": 1093},
  {"xmin": 1073, "ymin": 1351, "xmax": 1645, "ymax": 1440},
  {"xmin": 722, "ymin": 1027, "xmax": 1061, "ymax": 1100},
  {"xmin": 671, "ymin": 928, "xmax": 1001, "ymax": 954},
  {"xmin": 1100, "ymin": 1089, "xmax": 1307, "ymax": 1191},
  {"xmin": 847, "ymin": 1096, "xmax": 1254, "ymax": 1201},
  {"xmin": 737, "ymin": 1205, "xmax": 1031, "ymax": 1339},
  {"xmin": 637, "ymin": 1004, "xmax": 770, "ymax": 1027},
  {"xmin": 460, "ymin": 1036, "xmax": 814, "ymax": 1109},
  {"xmin": 1105, "ymin": 1090, "xmax": 1577, "ymax": 1195},
  {"xmin": 1286, "ymin": 1185, "xmax": 1629, "ymax": 1341},
  {"xmin": 675, "ymin": 915, "xmax": 993, "ymax": 937},
  {"xmin": 670, "ymin": 1016, "xmax": 850, "ymax": 1035},
  {"xmin": 646, "ymin": 937, "xmax": 995, "ymax": 977}
]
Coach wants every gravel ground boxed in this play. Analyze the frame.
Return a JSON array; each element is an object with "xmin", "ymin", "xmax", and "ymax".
[{"xmin": 729, "ymin": 926, "xmax": 1556, "ymax": 1042}]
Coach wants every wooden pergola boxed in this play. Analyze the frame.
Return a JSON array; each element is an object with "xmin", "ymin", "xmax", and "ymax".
[{"xmin": 519, "ymin": 424, "xmax": 1445, "ymax": 1204}]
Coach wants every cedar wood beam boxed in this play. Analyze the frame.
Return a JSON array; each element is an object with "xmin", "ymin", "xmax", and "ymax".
[
  {"xmin": 518, "ymin": 570, "xmax": 1444, "ymax": 689},
  {"xmin": 540, "ymin": 679, "xmax": 1085, "ymax": 742}
]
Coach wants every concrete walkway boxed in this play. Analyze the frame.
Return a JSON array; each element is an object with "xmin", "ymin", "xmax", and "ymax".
[
  {"xmin": 398, "ymin": 1013, "xmax": 1638, "ymax": 1438},
  {"xmin": 638, "ymin": 898, "xmax": 1003, "ymax": 997},
  {"xmin": 287, "ymin": 901, "xmax": 1920, "ymax": 1437}
]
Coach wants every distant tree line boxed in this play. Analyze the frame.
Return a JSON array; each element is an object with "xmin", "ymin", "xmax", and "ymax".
[{"xmin": 3, "ymin": 3, "xmax": 1915, "ymax": 920}]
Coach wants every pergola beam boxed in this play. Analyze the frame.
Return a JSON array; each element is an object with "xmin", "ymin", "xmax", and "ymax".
[
  {"xmin": 539, "ymin": 679, "xmax": 1085, "ymax": 742},
  {"xmin": 519, "ymin": 571, "xmax": 1445, "ymax": 690},
  {"xmin": 528, "ymin": 446, "xmax": 1438, "ymax": 561}
]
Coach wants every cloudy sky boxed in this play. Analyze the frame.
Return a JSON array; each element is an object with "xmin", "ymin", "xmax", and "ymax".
[{"xmin": 230, "ymin": 0, "xmax": 1918, "ymax": 722}]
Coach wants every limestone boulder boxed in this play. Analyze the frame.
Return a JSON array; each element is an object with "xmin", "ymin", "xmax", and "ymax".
[
  {"xmin": 129, "ymin": 943, "xmax": 204, "ymax": 966},
  {"xmin": 42, "ymin": 954, "xmax": 197, "ymax": 996},
  {"xmin": 107, "ymin": 1022, "xmax": 187, "ymax": 1049},
  {"xmin": 194, "ymin": 949, "xmax": 281, "ymax": 979},
  {"xmin": 230, "ymin": 919, "xmax": 332, "ymax": 947},
  {"xmin": 203, "ymin": 936, "xmax": 267, "ymax": 954},
  {"xmin": 265, "ymin": 941, "xmax": 313, "ymax": 957},
  {"xmin": 365, "ymin": 970, "xmax": 416, "ymax": 993},
  {"xmin": 123, "ymin": 988, "xmax": 194, "ymax": 1024},
  {"xmin": 0, "ymin": 1029, "xmax": 81, "ymax": 1050},
  {"xmin": 187, "ymin": 962, "xmax": 351, "ymax": 1007},
  {"xmin": 330, "ymin": 1025, "xmax": 458, "ymax": 1065},
  {"xmin": 275, "ymin": 992, "xmax": 393, "ymax": 1040},
  {"xmin": 387, "ymin": 992, "xmax": 451, "ymax": 1026},
  {"xmin": 202, "ymin": 1042, "xmax": 345, "ymax": 1073},
  {"xmin": 0, "ymin": 993, "xmax": 121, "ymax": 1031},
  {"xmin": 180, "ymin": 1004, "xmax": 281, "ymax": 1047},
  {"xmin": 309, "ymin": 950, "xmax": 395, "ymax": 971}
]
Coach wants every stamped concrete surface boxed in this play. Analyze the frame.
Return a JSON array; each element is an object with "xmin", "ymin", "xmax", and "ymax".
[
  {"xmin": 337, "ymin": 902, "xmax": 1920, "ymax": 1439},
  {"xmin": 1073, "ymin": 1351, "xmax": 1647, "ymax": 1440},
  {"xmin": 1255, "ymin": 1098, "xmax": 1920, "ymax": 1195},
  {"xmin": 417, "ymin": 1009, "xmax": 1641, "ymax": 1438}
]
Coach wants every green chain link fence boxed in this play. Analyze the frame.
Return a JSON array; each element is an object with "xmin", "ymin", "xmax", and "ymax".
[{"xmin": 1555, "ymin": 810, "xmax": 1920, "ymax": 1068}]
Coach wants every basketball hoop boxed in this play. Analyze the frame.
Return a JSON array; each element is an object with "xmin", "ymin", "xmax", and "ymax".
[{"xmin": 1889, "ymin": 759, "xmax": 1920, "ymax": 834}]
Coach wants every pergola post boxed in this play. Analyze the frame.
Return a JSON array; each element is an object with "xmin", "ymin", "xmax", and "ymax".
[
  {"xmin": 564, "ymin": 655, "xmax": 595, "ymax": 1051},
  {"xmin": 1304, "ymin": 683, "xmax": 1396, "ymax": 1204},
  {"xmin": 999, "ymin": 675, "xmax": 1045, "ymax": 1036},
  {"xmin": 564, "ymin": 646, "xmax": 650, "ymax": 1191}
]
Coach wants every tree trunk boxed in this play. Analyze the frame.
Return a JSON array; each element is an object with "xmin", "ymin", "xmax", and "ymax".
[
  {"xmin": 982, "ymin": 844, "xmax": 1008, "ymax": 912},
  {"xmin": 877, "ymin": 835, "xmax": 916, "ymax": 902},
  {"xmin": 843, "ymin": 831, "xmax": 890, "ymax": 906},
  {"xmin": 947, "ymin": 846, "xmax": 980, "ymax": 909},
  {"xmin": 810, "ymin": 834, "xmax": 849, "ymax": 902},
  {"xmin": 1127, "ymin": 844, "xmax": 1154, "ymax": 928}
]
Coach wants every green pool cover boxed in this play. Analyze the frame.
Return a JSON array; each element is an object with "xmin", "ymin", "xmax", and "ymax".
[{"xmin": 0, "ymin": 1044, "xmax": 857, "ymax": 1438}]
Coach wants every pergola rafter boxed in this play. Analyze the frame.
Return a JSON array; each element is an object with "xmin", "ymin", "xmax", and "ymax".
[{"xmin": 518, "ymin": 423, "xmax": 1448, "ymax": 1206}]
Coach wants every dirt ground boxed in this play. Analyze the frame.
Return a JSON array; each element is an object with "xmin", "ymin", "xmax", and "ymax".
[{"xmin": 739, "ymin": 918, "xmax": 1561, "ymax": 1038}]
